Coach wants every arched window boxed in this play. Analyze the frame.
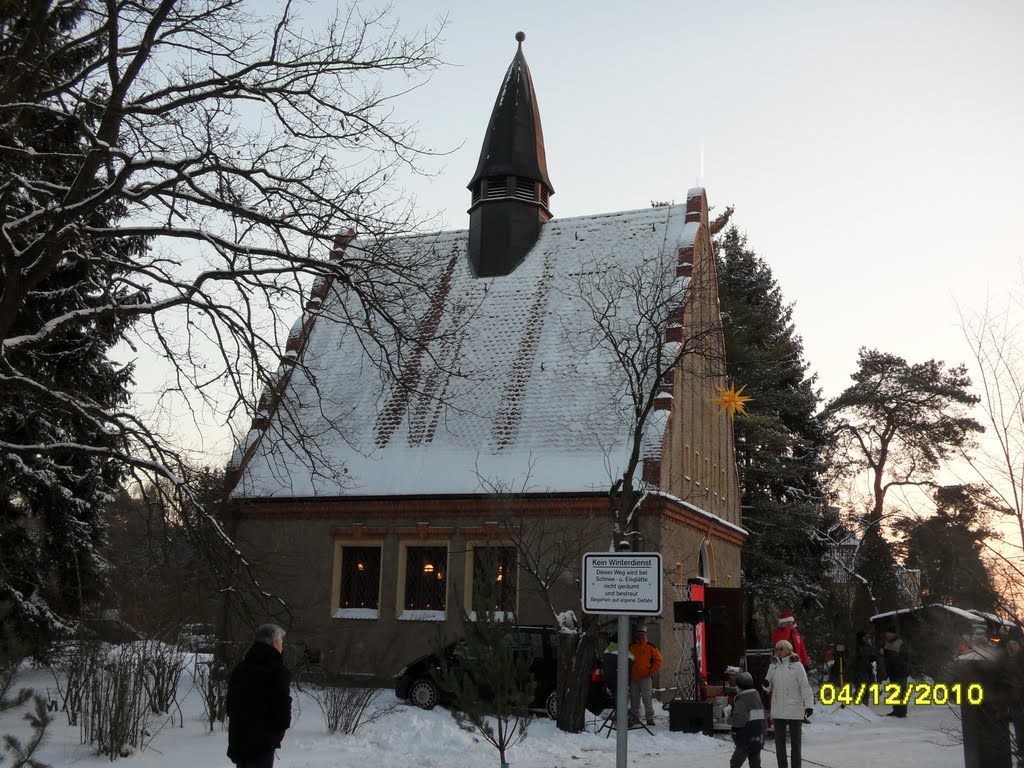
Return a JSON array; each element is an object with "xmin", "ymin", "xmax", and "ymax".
[{"xmin": 697, "ymin": 540, "xmax": 711, "ymax": 584}]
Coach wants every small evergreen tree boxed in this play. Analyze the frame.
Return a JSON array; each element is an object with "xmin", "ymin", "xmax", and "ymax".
[
  {"xmin": 1, "ymin": 695, "xmax": 52, "ymax": 768},
  {"xmin": 0, "ymin": 602, "xmax": 51, "ymax": 767},
  {"xmin": 437, "ymin": 554, "xmax": 535, "ymax": 768},
  {"xmin": 0, "ymin": 603, "xmax": 30, "ymax": 714}
]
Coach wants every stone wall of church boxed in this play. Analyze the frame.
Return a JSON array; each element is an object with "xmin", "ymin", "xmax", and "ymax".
[
  {"xmin": 224, "ymin": 495, "xmax": 614, "ymax": 684},
  {"xmin": 225, "ymin": 490, "xmax": 742, "ymax": 698},
  {"xmin": 660, "ymin": 190, "xmax": 743, "ymax": 531}
]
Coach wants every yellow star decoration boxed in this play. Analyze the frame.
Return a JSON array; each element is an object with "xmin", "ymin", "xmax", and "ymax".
[{"xmin": 713, "ymin": 383, "xmax": 752, "ymax": 418}]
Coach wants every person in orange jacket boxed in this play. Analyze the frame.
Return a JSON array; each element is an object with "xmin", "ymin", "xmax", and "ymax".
[
  {"xmin": 628, "ymin": 626, "xmax": 663, "ymax": 725},
  {"xmin": 770, "ymin": 612, "xmax": 811, "ymax": 668}
]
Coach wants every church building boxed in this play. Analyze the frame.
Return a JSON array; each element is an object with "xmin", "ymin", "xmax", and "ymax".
[{"xmin": 224, "ymin": 33, "xmax": 745, "ymax": 697}]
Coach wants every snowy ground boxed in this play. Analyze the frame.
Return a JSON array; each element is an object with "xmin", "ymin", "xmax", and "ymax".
[{"xmin": 2, "ymin": 657, "xmax": 968, "ymax": 768}]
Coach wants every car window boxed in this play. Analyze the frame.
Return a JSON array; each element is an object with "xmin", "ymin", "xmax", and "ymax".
[
  {"xmin": 452, "ymin": 641, "xmax": 478, "ymax": 661},
  {"xmin": 503, "ymin": 631, "xmax": 545, "ymax": 658}
]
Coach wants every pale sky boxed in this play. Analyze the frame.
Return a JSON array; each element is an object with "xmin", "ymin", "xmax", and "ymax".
[
  {"xmin": 149, "ymin": 0, "xmax": 1024, "ymax": 467},
  {"xmin": 387, "ymin": 0, "xmax": 1024, "ymax": 400}
]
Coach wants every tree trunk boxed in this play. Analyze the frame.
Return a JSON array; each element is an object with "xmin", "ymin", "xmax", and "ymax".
[{"xmin": 555, "ymin": 628, "xmax": 599, "ymax": 733}]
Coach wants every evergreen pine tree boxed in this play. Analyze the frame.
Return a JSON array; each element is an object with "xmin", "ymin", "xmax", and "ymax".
[
  {"xmin": 851, "ymin": 523, "xmax": 905, "ymax": 620},
  {"xmin": 715, "ymin": 227, "xmax": 832, "ymax": 623},
  {"xmin": 896, "ymin": 485, "xmax": 999, "ymax": 611},
  {"xmin": 824, "ymin": 349, "xmax": 983, "ymax": 616},
  {"xmin": 0, "ymin": 0, "xmax": 148, "ymax": 642}
]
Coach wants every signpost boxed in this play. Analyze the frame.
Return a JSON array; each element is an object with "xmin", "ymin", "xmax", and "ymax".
[{"xmin": 583, "ymin": 552, "xmax": 662, "ymax": 768}]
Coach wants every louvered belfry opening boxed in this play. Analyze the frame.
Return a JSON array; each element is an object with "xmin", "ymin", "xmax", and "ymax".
[
  {"xmin": 467, "ymin": 32, "xmax": 554, "ymax": 278},
  {"xmin": 471, "ymin": 176, "xmax": 543, "ymax": 204}
]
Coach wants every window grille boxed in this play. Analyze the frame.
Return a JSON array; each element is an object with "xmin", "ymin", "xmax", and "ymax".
[
  {"xmin": 340, "ymin": 546, "xmax": 381, "ymax": 609},
  {"xmin": 472, "ymin": 546, "xmax": 517, "ymax": 613}
]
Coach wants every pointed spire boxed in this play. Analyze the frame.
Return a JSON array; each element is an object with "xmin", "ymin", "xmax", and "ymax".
[
  {"xmin": 467, "ymin": 33, "xmax": 554, "ymax": 278},
  {"xmin": 468, "ymin": 31, "xmax": 553, "ymax": 196}
]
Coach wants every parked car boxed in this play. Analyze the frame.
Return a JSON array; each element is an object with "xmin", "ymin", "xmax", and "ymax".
[
  {"xmin": 85, "ymin": 610, "xmax": 141, "ymax": 644},
  {"xmin": 394, "ymin": 624, "xmax": 608, "ymax": 719}
]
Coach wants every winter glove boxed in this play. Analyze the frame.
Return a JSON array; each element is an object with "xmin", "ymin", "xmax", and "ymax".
[{"xmin": 804, "ymin": 708, "xmax": 813, "ymax": 719}]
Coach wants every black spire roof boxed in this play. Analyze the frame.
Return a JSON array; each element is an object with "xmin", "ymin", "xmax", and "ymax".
[{"xmin": 467, "ymin": 32, "xmax": 553, "ymax": 195}]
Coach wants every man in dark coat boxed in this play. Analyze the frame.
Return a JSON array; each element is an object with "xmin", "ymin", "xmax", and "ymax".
[
  {"xmin": 226, "ymin": 624, "xmax": 292, "ymax": 768},
  {"xmin": 851, "ymin": 629, "xmax": 876, "ymax": 686},
  {"xmin": 746, "ymin": 611, "xmax": 762, "ymax": 650},
  {"xmin": 881, "ymin": 625, "xmax": 909, "ymax": 718}
]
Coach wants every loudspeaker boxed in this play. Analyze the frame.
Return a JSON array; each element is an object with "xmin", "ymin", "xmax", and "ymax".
[
  {"xmin": 669, "ymin": 700, "xmax": 714, "ymax": 735},
  {"xmin": 674, "ymin": 600, "xmax": 704, "ymax": 624},
  {"xmin": 707, "ymin": 604, "xmax": 727, "ymax": 626}
]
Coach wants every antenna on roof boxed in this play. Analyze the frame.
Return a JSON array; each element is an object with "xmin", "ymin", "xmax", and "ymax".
[{"xmin": 697, "ymin": 140, "xmax": 704, "ymax": 187}]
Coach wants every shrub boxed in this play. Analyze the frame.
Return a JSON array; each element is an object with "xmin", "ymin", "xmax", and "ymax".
[{"xmin": 313, "ymin": 684, "xmax": 396, "ymax": 735}]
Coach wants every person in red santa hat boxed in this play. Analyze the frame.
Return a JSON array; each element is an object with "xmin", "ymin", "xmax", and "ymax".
[{"xmin": 770, "ymin": 612, "xmax": 810, "ymax": 668}]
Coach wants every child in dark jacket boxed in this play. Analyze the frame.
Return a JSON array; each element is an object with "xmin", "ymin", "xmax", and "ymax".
[{"xmin": 728, "ymin": 672, "xmax": 765, "ymax": 768}]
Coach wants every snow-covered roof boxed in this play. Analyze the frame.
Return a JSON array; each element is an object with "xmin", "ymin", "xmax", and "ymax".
[
  {"xmin": 870, "ymin": 604, "xmax": 1010, "ymax": 626},
  {"xmin": 232, "ymin": 202, "xmax": 699, "ymax": 498}
]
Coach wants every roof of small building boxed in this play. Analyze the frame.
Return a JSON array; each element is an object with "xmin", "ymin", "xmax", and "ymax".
[
  {"xmin": 230, "ymin": 198, "xmax": 704, "ymax": 498},
  {"xmin": 870, "ymin": 604, "xmax": 1014, "ymax": 627}
]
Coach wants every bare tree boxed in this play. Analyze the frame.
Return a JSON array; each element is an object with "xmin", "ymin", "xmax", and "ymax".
[
  {"xmin": 507, "ymin": 499, "xmax": 608, "ymax": 733},
  {"xmin": 103, "ymin": 464, "xmax": 227, "ymax": 634},
  {"xmin": 0, "ymin": 0, "xmax": 447, "ymax": 631},
  {"xmin": 561, "ymin": 242, "xmax": 723, "ymax": 545},
  {"xmin": 469, "ymin": 234, "xmax": 726, "ymax": 733},
  {"xmin": 958, "ymin": 283, "xmax": 1024, "ymax": 618}
]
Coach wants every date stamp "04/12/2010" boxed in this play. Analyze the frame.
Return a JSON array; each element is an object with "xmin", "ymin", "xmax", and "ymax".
[{"xmin": 818, "ymin": 682, "xmax": 984, "ymax": 707}]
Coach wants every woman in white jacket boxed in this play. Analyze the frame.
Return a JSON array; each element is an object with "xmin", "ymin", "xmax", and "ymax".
[{"xmin": 764, "ymin": 639, "xmax": 814, "ymax": 768}]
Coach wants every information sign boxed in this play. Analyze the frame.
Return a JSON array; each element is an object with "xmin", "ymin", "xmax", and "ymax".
[{"xmin": 582, "ymin": 552, "xmax": 663, "ymax": 616}]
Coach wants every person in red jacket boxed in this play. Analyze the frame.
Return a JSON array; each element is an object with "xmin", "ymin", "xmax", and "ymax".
[{"xmin": 770, "ymin": 612, "xmax": 811, "ymax": 668}]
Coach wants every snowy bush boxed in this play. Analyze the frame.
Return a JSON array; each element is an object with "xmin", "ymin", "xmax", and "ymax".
[
  {"xmin": 142, "ymin": 642, "xmax": 186, "ymax": 718},
  {"xmin": 80, "ymin": 645, "xmax": 152, "ymax": 759},
  {"xmin": 191, "ymin": 659, "xmax": 228, "ymax": 732},
  {"xmin": 312, "ymin": 684, "xmax": 396, "ymax": 735},
  {"xmin": 50, "ymin": 637, "xmax": 101, "ymax": 727}
]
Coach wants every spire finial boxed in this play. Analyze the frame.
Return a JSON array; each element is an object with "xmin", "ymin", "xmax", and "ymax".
[{"xmin": 515, "ymin": 31, "xmax": 526, "ymax": 48}]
